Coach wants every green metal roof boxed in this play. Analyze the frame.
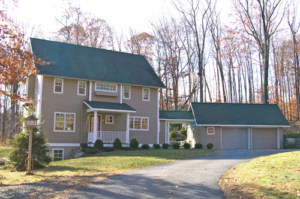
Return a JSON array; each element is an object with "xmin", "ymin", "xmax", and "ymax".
[
  {"xmin": 30, "ymin": 38, "xmax": 165, "ymax": 88},
  {"xmin": 84, "ymin": 101, "xmax": 136, "ymax": 112},
  {"xmin": 191, "ymin": 103, "xmax": 289, "ymax": 126},
  {"xmin": 159, "ymin": 111, "xmax": 194, "ymax": 120}
]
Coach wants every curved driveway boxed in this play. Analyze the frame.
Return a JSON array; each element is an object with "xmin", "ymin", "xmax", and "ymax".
[{"xmin": 70, "ymin": 150, "xmax": 292, "ymax": 199}]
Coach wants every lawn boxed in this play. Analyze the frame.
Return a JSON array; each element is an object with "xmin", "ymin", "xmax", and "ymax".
[
  {"xmin": 219, "ymin": 151, "xmax": 300, "ymax": 199},
  {"xmin": 0, "ymin": 146, "xmax": 10, "ymax": 160},
  {"xmin": 0, "ymin": 148, "xmax": 221, "ymax": 185}
]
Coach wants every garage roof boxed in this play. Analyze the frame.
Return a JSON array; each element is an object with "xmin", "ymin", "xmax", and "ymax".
[
  {"xmin": 191, "ymin": 103, "xmax": 289, "ymax": 126},
  {"xmin": 159, "ymin": 111, "xmax": 194, "ymax": 121}
]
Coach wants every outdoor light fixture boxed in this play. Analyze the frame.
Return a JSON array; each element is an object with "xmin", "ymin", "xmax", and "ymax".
[{"xmin": 25, "ymin": 115, "xmax": 38, "ymax": 128}]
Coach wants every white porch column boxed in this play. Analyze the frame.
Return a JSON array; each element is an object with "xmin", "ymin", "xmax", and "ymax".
[
  {"xmin": 120, "ymin": 84, "xmax": 123, "ymax": 104},
  {"xmin": 247, "ymin": 127, "xmax": 251, "ymax": 150},
  {"xmin": 93, "ymin": 111, "xmax": 98, "ymax": 143},
  {"xmin": 167, "ymin": 121, "xmax": 170, "ymax": 144},
  {"xmin": 126, "ymin": 113, "xmax": 130, "ymax": 143},
  {"xmin": 89, "ymin": 81, "xmax": 92, "ymax": 101},
  {"xmin": 220, "ymin": 127, "xmax": 223, "ymax": 150},
  {"xmin": 277, "ymin": 128, "xmax": 280, "ymax": 149}
]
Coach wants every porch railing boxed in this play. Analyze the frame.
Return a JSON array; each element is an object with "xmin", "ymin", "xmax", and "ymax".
[{"xmin": 88, "ymin": 131, "xmax": 126, "ymax": 143}]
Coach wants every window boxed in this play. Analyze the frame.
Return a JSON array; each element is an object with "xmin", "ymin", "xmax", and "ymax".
[
  {"xmin": 207, "ymin": 127, "xmax": 215, "ymax": 135},
  {"xmin": 142, "ymin": 88, "xmax": 150, "ymax": 101},
  {"xmin": 54, "ymin": 112, "xmax": 75, "ymax": 132},
  {"xmin": 78, "ymin": 81, "xmax": 86, "ymax": 95},
  {"xmin": 35, "ymin": 76, "xmax": 39, "ymax": 95},
  {"xmin": 105, "ymin": 115, "xmax": 114, "ymax": 124},
  {"xmin": 54, "ymin": 78, "xmax": 63, "ymax": 93},
  {"xmin": 52, "ymin": 148, "xmax": 64, "ymax": 161},
  {"xmin": 95, "ymin": 82, "xmax": 117, "ymax": 92},
  {"xmin": 129, "ymin": 117, "xmax": 149, "ymax": 130},
  {"xmin": 123, "ymin": 86, "xmax": 131, "ymax": 99}
]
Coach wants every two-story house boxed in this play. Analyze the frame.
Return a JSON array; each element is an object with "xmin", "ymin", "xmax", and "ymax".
[{"xmin": 26, "ymin": 38, "xmax": 165, "ymax": 160}]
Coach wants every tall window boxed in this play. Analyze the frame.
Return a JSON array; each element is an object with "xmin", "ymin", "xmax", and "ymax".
[
  {"xmin": 35, "ymin": 76, "xmax": 39, "ymax": 95},
  {"xmin": 123, "ymin": 86, "xmax": 131, "ymax": 99},
  {"xmin": 78, "ymin": 81, "xmax": 86, "ymax": 95},
  {"xmin": 129, "ymin": 117, "xmax": 149, "ymax": 130},
  {"xmin": 54, "ymin": 78, "xmax": 63, "ymax": 93},
  {"xmin": 95, "ymin": 82, "xmax": 117, "ymax": 92},
  {"xmin": 52, "ymin": 148, "xmax": 64, "ymax": 161},
  {"xmin": 142, "ymin": 88, "xmax": 150, "ymax": 101},
  {"xmin": 54, "ymin": 112, "xmax": 75, "ymax": 132}
]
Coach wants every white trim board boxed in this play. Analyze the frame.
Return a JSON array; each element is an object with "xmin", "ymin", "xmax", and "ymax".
[
  {"xmin": 48, "ymin": 143, "xmax": 80, "ymax": 147},
  {"xmin": 196, "ymin": 124, "xmax": 290, "ymax": 128},
  {"xmin": 86, "ymin": 108, "xmax": 136, "ymax": 113},
  {"xmin": 159, "ymin": 119, "xmax": 194, "ymax": 122}
]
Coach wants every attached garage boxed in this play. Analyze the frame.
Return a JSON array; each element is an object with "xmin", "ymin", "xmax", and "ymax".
[
  {"xmin": 222, "ymin": 128, "xmax": 248, "ymax": 150},
  {"xmin": 252, "ymin": 128, "xmax": 278, "ymax": 150}
]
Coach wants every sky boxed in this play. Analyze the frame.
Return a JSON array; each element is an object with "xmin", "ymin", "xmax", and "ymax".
[{"xmin": 7, "ymin": 0, "xmax": 233, "ymax": 38}]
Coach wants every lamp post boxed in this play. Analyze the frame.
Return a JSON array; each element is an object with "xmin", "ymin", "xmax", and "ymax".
[{"xmin": 25, "ymin": 115, "xmax": 38, "ymax": 175}]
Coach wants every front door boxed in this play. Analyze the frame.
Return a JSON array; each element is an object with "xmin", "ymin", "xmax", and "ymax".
[{"xmin": 90, "ymin": 115, "xmax": 101, "ymax": 132}]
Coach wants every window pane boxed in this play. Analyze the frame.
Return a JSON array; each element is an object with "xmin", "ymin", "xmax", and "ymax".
[
  {"xmin": 135, "ymin": 118, "xmax": 141, "ymax": 129},
  {"xmin": 79, "ymin": 81, "xmax": 86, "ymax": 94},
  {"xmin": 124, "ymin": 86, "xmax": 130, "ymax": 99},
  {"xmin": 55, "ymin": 85, "xmax": 62, "ymax": 92},
  {"xmin": 55, "ymin": 113, "xmax": 64, "ymax": 130},
  {"xmin": 143, "ymin": 88, "xmax": 149, "ymax": 100},
  {"xmin": 142, "ymin": 118, "xmax": 148, "ymax": 129},
  {"xmin": 65, "ymin": 114, "xmax": 74, "ymax": 131},
  {"xmin": 130, "ymin": 117, "xmax": 134, "ymax": 129}
]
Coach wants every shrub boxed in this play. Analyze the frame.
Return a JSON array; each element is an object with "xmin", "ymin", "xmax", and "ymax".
[
  {"xmin": 195, "ymin": 143, "xmax": 203, "ymax": 149},
  {"xmin": 141, "ymin": 144, "xmax": 150, "ymax": 149},
  {"xmin": 283, "ymin": 131, "xmax": 300, "ymax": 138},
  {"xmin": 113, "ymin": 138, "xmax": 122, "ymax": 149},
  {"xmin": 80, "ymin": 143, "xmax": 88, "ymax": 149},
  {"xmin": 207, "ymin": 143, "xmax": 214, "ymax": 149},
  {"xmin": 8, "ymin": 127, "xmax": 51, "ymax": 170},
  {"xmin": 169, "ymin": 131, "xmax": 177, "ymax": 138},
  {"xmin": 183, "ymin": 143, "xmax": 191, "ymax": 149},
  {"xmin": 173, "ymin": 142, "xmax": 180, "ymax": 149},
  {"xmin": 162, "ymin": 143, "xmax": 169, "ymax": 149},
  {"xmin": 180, "ymin": 128, "xmax": 187, "ymax": 135},
  {"xmin": 84, "ymin": 148, "xmax": 100, "ymax": 155},
  {"xmin": 94, "ymin": 139, "xmax": 103, "ymax": 150},
  {"xmin": 153, "ymin": 144, "xmax": 161, "ymax": 149},
  {"xmin": 130, "ymin": 138, "xmax": 139, "ymax": 148}
]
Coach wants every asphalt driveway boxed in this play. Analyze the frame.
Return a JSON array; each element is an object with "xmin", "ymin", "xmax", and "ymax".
[{"xmin": 70, "ymin": 150, "xmax": 293, "ymax": 199}]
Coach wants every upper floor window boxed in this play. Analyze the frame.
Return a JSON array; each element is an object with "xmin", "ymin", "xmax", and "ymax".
[
  {"xmin": 207, "ymin": 127, "xmax": 215, "ymax": 135},
  {"xmin": 78, "ymin": 81, "xmax": 86, "ymax": 96},
  {"xmin": 54, "ymin": 112, "xmax": 75, "ymax": 132},
  {"xmin": 35, "ymin": 76, "xmax": 39, "ymax": 95},
  {"xmin": 142, "ymin": 88, "xmax": 150, "ymax": 101},
  {"xmin": 95, "ymin": 82, "xmax": 117, "ymax": 92},
  {"xmin": 129, "ymin": 116, "xmax": 149, "ymax": 131},
  {"xmin": 54, "ymin": 78, "xmax": 63, "ymax": 94},
  {"xmin": 123, "ymin": 86, "xmax": 131, "ymax": 99}
]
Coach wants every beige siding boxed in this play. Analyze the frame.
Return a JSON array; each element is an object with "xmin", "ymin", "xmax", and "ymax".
[
  {"xmin": 252, "ymin": 128, "xmax": 277, "ymax": 150},
  {"xmin": 41, "ymin": 76, "xmax": 88, "ymax": 143},
  {"xmin": 27, "ymin": 74, "xmax": 35, "ymax": 99},
  {"xmin": 126, "ymin": 86, "xmax": 158, "ymax": 144},
  {"xmin": 222, "ymin": 127, "xmax": 248, "ymax": 150},
  {"xmin": 159, "ymin": 121, "xmax": 165, "ymax": 144}
]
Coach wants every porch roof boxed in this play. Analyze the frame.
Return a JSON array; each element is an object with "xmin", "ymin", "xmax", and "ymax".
[{"xmin": 84, "ymin": 101, "xmax": 136, "ymax": 113}]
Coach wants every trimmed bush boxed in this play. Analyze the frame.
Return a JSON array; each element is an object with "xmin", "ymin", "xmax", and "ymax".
[
  {"xmin": 173, "ymin": 142, "xmax": 180, "ymax": 149},
  {"xmin": 162, "ymin": 143, "xmax": 169, "ymax": 149},
  {"xmin": 130, "ymin": 138, "xmax": 139, "ymax": 148},
  {"xmin": 153, "ymin": 144, "xmax": 161, "ymax": 149},
  {"xmin": 113, "ymin": 138, "xmax": 122, "ymax": 149},
  {"xmin": 80, "ymin": 143, "xmax": 88, "ymax": 149},
  {"xmin": 94, "ymin": 139, "xmax": 103, "ymax": 150},
  {"xmin": 169, "ymin": 131, "xmax": 176, "ymax": 138},
  {"xmin": 183, "ymin": 143, "xmax": 191, "ymax": 149},
  {"xmin": 195, "ymin": 143, "xmax": 203, "ymax": 149},
  {"xmin": 207, "ymin": 143, "xmax": 214, "ymax": 149},
  {"xmin": 180, "ymin": 128, "xmax": 187, "ymax": 135},
  {"xmin": 141, "ymin": 144, "xmax": 150, "ymax": 149}
]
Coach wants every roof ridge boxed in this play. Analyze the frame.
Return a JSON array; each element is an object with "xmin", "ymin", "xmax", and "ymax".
[{"xmin": 30, "ymin": 37, "xmax": 144, "ymax": 57}]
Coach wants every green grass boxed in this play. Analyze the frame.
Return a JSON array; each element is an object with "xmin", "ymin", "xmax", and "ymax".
[
  {"xmin": 0, "ymin": 148, "xmax": 221, "ymax": 185},
  {"xmin": 220, "ymin": 151, "xmax": 300, "ymax": 199}
]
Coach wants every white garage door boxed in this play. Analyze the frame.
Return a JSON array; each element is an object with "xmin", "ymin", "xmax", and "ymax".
[{"xmin": 222, "ymin": 127, "xmax": 248, "ymax": 150}]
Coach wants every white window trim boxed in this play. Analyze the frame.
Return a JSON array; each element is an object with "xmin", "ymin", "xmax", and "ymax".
[
  {"xmin": 54, "ymin": 112, "xmax": 76, "ymax": 132},
  {"xmin": 123, "ymin": 85, "xmax": 131, "ymax": 100},
  {"xmin": 105, "ymin": 115, "xmax": 114, "ymax": 124},
  {"xmin": 35, "ymin": 75, "xmax": 39, "ymax": 95},
  {"xmin": 95, "ymin": 82, "xmax": 118, "ymax": 92},
  {"xmin": 129, "ymin": 116, "xmax": 149, "ymax": 131},
  {"xmin": 142, "ymin": 88, "xmax": 150, "ymax": 101},
  {"xmin": 207, "ymin": 127, "xmax": 215, "ymax": 135},
  {"xmin": 77, "ymin": 80, "xmax": 87, "ymax": 96},
  {"xmin": 53, "ymin": 78, "xmax": 64, "ymax": 94},
  {"xmin": 52, "ymin": 148, "xmax": 64, "ymax": 161}
]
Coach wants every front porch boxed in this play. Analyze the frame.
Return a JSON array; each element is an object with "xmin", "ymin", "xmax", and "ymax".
[{"xmin": 84, "ymin": 101, "xmax": 136, "ymax": 145}]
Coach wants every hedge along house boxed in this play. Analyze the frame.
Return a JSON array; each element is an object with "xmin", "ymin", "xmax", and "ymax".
[{"xmin": 160, "ymin": 103, "xmax": 289, "ymax": 149}]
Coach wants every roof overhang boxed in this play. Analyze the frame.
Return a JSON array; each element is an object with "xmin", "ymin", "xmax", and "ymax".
[
  {"xmin": 159, "ymin": 119, "xmax": 195, "ymax": 122},
  {"xmin": 196, "ymin": 124, "xmax": 290, "ymax": 128},
  {"xmin": 84, "ymin": 101, "xmax": 136, "ymax": 113}
]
